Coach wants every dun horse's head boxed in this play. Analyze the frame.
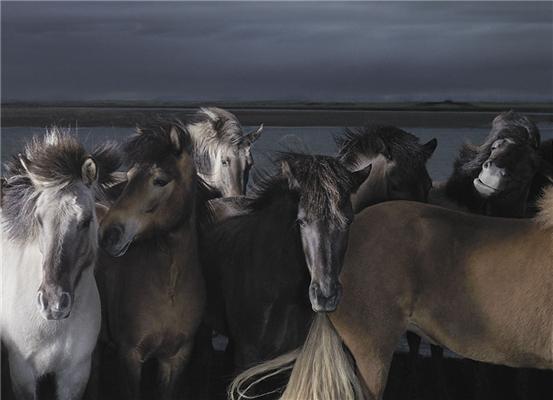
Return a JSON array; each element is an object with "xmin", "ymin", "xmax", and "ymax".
[
  {"xmin": 100, "ymin": 124, "xmax": 196, "ymax": 257},
  {"xmin": 2, "ymin": 130, "xmax": 119, "ymax": 320},
  {"xmin": 279, "ymin": 154, "xmax": 371, "ymax": 312},
  {"xmin": 187, "ymin": 107, "xmax": 263, "ymax": 197},
  {"xmin": 337, "ymin": 125, "xmax": 437, "ymax": 211}
]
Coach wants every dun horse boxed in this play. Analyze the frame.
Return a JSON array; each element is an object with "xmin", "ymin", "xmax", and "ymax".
[
  {"xmin": 231, "ymin": 181, "xmax": 553, "ymax": 400},
  {"xmin": 1, "ymin": 129, "xmax": 119, "ymax": 400},
  {"xmin": 96, "ymin": 124, "xmax": 205, "ymax": 399}
]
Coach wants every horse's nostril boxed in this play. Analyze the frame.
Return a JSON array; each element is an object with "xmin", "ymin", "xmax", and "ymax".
[
  {"xmin": 59, "ymin": 292, "xmax": 71, "ymax": 311},
  {"xmin": 483, "ymin": 161, "xmax": 491, "ymax": 169},
  {"xmin": 37, "ymin": 291, "xmax": 47, "ymax": 311}
]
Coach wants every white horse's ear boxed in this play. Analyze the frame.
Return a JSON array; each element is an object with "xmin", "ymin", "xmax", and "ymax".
[
  {"xmin": 281, "ymin": 160, "xmax": 300, "ymax": 190},
  {"xmin": 169, "ymin": 126, "xmax": 182, "ymax": 155},
  {"xmin": 246, "ymin": 124, "xmax": 264, "ymax": 144},
  {"xmin": 95, "ymin": 203, "xmax": 109, "ymax": 223},
  {"xmin": 82, "ymin": 157, "xmax": 98, "ymax": 186}
]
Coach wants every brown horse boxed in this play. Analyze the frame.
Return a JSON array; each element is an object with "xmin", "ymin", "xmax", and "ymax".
[
  {"xmin": 230, "ymin": 184, "xmax": 553, "ymax": 400},
  {"xmin": 96, "ymin": 124, "xmax": 204, "ymax": 400}
]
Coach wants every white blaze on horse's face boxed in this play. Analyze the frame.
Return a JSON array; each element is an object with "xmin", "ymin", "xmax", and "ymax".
[{"xmin": 33, "ymin": 178, "xmax": 98, "ymax": 320}]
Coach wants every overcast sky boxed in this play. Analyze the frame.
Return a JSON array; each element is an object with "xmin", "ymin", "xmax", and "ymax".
[{"xmin": 1, "ymin": 1, "xmax": 552, "ymax": 103}]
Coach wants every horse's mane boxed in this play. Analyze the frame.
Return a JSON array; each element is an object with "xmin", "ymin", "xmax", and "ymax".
[
  {"xmin": 336, "ymin": 125, "xmax": 431, "ymax": 171},
  {"xmin": 125, "ymin": 122, "xmax": 192, "ymax": 165},
  {"xmin": 454, "ymin": 111, "xmax": 540, "ymax": 178},
  {"xmin": 186, "ymin": 107, "xmax": 247, "ymax": 173},
  {"xmin": 536, "ymin": 186, "xmax": 553, "ymax": 229},
  {"xmin": 2, "ymin": 127, "xmax": 121, "ymax": 242},
  {"xmin": 249, "ymin": 153, "xmax": 354, "ymax": 227}
]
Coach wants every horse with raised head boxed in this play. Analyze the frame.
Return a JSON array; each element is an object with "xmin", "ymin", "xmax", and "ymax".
[
  {"xmin": 96, "ymin": 124, "xmax": 206, "ymax": 400},
  {"xmin": 432, "ymin": 110, "xmax": 545, "ymax": 217},
  {"xmin": 231, "ymin": 178, "xmax": 553, "ymax": 400},
  {"xmin": 202, "ymin": 153, "xmax": 372, "ymax": 373},
  {"xmin": 1, "ymin": 129, "xmax": 120, "ymax": 400}
]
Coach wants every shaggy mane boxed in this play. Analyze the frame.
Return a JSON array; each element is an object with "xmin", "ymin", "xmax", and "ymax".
[
  {"xmin": 336, "ymin": 125, "xmax": 431, "ymax": 172},
  {"xmin": 2, "ymin": 127, "xmax": 121, "ymax": 242},
  {"xmin": 248, "ymin": 152, "xmax": 355, "ymax": 227}
]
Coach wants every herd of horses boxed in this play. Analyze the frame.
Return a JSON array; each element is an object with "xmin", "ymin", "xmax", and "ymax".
[{"xmin": 1, "ymin": 107, "xmax": 552, "ymax": 400}]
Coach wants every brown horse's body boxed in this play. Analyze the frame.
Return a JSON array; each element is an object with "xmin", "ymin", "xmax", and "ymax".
[
  {"xmin": 97, "ymin": 222, "xmax": 204, "ymax": 397},
  {"xmin": 97, "ymin": 124, "xmax": 205, "ymax": 399},
  {"xmin": 333, "ymin": 202, "xmax": 552, "ymax": 375},
  {"xmin": 232, "ymin": 197, "xmax": 553, "ymax": 400}
]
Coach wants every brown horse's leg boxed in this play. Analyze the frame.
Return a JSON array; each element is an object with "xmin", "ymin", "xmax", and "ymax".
[
  {"xmin": 158, "ymin": 342, "xmax": 193, "ymax": 400},
  {"xmin": 120, "ymin": 349, "xmax": 142, "ymax": 400},
  {"xmin": 405, "ymin": 331, "xmax": 422, "ymax": 399}
]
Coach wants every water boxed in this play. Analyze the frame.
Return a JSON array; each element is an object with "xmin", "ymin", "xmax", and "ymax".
[{"xmin": 4, "ymin": 124, "xmax": 553, "ymax": 181}]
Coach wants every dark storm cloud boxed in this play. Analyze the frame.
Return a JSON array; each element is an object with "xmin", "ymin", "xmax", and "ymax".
[{"xmin": 1, "ymin": 1, "xmax": 552, "ymax": 102}]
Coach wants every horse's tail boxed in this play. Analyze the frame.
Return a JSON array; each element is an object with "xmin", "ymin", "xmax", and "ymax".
[{"xmin": 228, "ymin": 313, "xmax": 364, "ymax": 400}]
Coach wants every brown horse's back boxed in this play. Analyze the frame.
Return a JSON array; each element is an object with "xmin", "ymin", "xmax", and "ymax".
[{"xmin": 333, "ymin": 201, "xmax": 553, "ymax": 371}]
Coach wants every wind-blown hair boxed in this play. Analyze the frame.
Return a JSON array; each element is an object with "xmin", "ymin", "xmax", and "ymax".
[
  {"xmin": 247, "ymin": 152, "xmax": 355, "ymax": 227},
  {"xmin": 1, "ymin": 127, "xmax": 121, "ymax": 242},
  {"xmin": 124, "ymin": 122, "xmax": 192, "ymax": 165},
  {"xmin": 186, "ymin": 107, "xmax": 249, "ymax": 173},
  {"xmin": 456, "ymin": 110, "xmax": 540, "ymax": 177},
  {"xmin": 536, "ymin": 186, "xmax": 553, "ymax": 230},
  {"xmin": 336, "ymin": 124, "xmax": 433, "ymax": 171}
]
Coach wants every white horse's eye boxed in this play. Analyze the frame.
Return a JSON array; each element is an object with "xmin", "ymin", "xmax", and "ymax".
[{"xmin": 222, "ymin": 159, "xmax": 230, "ymax": 166}]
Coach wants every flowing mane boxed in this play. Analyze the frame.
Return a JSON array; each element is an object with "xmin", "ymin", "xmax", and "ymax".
[
  {"xmin": 248, "ymin": 153, "xmax": 356, "ymax": 227},
  {"xmin": 186, "ymin": 107, "xmax": 248, "ymax": 172},
  {"xmin": 336, "ymin": 125, "xmax": 432, "ymax": 172},
  {"xmin": 1, "ymin": 127, "xmax": 121, "ymax": 242}
]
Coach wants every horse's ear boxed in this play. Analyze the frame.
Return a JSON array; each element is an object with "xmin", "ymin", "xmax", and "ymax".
[
  {"xmin": 245, "ymin": 124, "xmax": 264, "ymax": 144},
  {"xmin": 422, "ymin": 138, "xmax": 438, "ymax": 159},
  {"xmin": 376, "ymin": 137, "xmax": 392, "ymax": 160},
  {"xmin": 82, "ymin": 156, "xmax": 98, "ymax": 186},
  {"xmin": 281, "ymin": 160, "xmax": 300, "ymax": 190},
  {"xmin": 95, "ymin": 203, "xmax": 109, "ymax": 223},
  {"xmin": 351, "ymin": 164, "xmax": 372, "ymax": 193},
  {"xmin": 169, "ymin": 126, "xmax": 182, "ymax": 155},
  {"xmin": 539, "ymin": 159, "xmax": 553, "ymax": 184}
]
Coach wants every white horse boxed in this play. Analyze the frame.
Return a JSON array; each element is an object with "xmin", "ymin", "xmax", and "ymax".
[{"xmin": 1, "ymin": 129, "xmax": 119, "ymax": 400}]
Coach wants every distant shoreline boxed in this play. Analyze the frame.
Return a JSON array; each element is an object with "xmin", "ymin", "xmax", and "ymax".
[{"xmin": 2, "ymin": 102, "xmax": 552, "ymax": 128}]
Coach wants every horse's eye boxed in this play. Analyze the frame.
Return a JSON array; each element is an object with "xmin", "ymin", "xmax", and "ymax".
[
  {"xmin": 222, "ymin": 159, "xmax": 230, "ymax": 166},
  {"xmin": 296, "ymin": 218, "xmax": 306, "ymax": 227},
  {"xmin": 153, "ymin": 177, "xmax": 169, "ymax": 187}
]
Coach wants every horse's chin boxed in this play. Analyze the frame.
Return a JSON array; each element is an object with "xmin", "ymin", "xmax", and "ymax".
[{"xmin": 473, "ymin": 177, "xmax": 501, "ymax": 198}]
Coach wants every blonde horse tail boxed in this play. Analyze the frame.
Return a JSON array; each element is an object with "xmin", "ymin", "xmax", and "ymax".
[{"xmin": 228, "ymin": 313, "xmax": 364, "ymax": 400}]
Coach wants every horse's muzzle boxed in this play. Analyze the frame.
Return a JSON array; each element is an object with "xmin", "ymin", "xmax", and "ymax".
[
  {"xmin": 309, "ymin": 281, "xmax": 342, "ymax": 313},
  {"xmin": 37, "ymin": 290, "xmax": 72, "ymax": 320}
]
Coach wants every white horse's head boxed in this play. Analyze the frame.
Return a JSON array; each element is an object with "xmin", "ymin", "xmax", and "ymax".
[{"xmin": 3, "ymin": 129, "xmax": 119, "ymax": 320}]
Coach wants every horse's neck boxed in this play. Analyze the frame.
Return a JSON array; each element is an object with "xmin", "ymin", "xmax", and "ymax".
[
  {"xmin": 485, "ymin": 187, "xmax": 530, "ymax": 218},
  {"xmin": 444, "ymin": 171, "xmax": 485, "ymax": 213}
]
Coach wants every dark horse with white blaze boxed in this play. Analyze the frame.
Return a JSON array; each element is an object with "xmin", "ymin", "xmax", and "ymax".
[
  {"xmin": 1, "ymin": 129, "xmax": 120, "ymax": 400},
  {"xmin": 231, "ymin": 183, "xmax": 553, "ymax": 400},
  {"xmin": 96, "ymin": 124, "xmax": 206, "ymax": 400}
]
